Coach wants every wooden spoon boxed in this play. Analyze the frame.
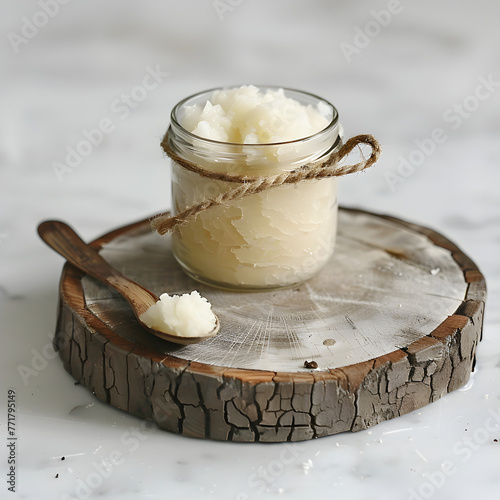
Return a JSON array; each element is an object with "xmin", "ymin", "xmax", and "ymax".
[{"xmin": 38, "ymin": 220, "xmax": 219, "ymax": 345}]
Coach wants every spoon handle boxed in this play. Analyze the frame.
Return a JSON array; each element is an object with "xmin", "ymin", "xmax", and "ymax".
[
  {"xmin": 38, "ymin": 220, "xmax": 120, "ymax": 281},
  {"xmin": 38, "ymin": 220, "xmax": 159, "ymax": 317}
]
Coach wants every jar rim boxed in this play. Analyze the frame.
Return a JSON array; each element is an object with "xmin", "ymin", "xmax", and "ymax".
[{"xmin": 170, "ymin": 85, "xmax": 339, "ymax": 147}]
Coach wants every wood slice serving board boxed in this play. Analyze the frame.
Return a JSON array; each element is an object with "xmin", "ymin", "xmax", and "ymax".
[{"xmin": 53, "ymin": 208, "xmax": 486, "ymax": 442}]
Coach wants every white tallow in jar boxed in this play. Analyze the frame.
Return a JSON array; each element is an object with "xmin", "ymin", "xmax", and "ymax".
[{"xmin": 166, "ymin": 85, "xmax": 343, "ymax": 290}]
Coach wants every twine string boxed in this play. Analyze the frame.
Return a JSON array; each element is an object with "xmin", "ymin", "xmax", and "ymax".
[{"xmin": 150, "ymin": 133, "xmax": 381, "ymax": 235}]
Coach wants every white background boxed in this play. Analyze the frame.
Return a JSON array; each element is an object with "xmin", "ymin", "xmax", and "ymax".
[{"xmin": 1, "ymin": 1, "xmax": 499, "ymax": 499}]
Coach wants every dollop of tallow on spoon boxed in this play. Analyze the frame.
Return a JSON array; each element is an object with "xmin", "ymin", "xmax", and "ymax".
[
  {"xmin": 37, "ymin": 220, "xmax": 219, "ymax": 345},
  {"xmin": 140, "ymin": 291, "xmax": 217, "ymax": 339}
]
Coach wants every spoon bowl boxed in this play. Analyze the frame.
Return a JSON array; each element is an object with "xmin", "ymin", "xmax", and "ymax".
[
  {"xmin": 141, "ymin": 316, "xmax": 219, "ymax": 345},
  {"xmin": 38, "ymin": 220, "xmax": 219, "ymax": 345}
]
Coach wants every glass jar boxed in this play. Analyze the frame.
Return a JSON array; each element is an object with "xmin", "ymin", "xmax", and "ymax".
[{"xmin": 166, "ymin": 86, "xmax": 342, "ymax": 290}]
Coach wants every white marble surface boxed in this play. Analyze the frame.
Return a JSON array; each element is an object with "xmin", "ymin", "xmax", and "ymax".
[{"xmin": 1, "ymin": 1, "xmax": 499, "ymax": 499}]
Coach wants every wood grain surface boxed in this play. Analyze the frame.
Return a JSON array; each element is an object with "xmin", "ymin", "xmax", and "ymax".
[{"xmin": 53, "ymin": 207, "xmax": 486, "ymax": 442}]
